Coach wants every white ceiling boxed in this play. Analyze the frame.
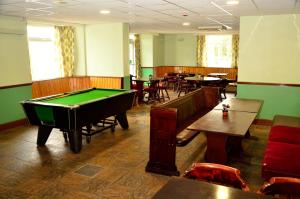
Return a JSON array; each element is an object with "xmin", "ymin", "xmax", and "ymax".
[{"xmin": 0, "ymin": 0, "xmax": 300, "ymax": 33}]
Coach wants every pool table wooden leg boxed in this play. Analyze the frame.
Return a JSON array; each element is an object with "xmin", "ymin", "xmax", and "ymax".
[
  {"xmin": 68, "ymin": 130, "xmax": 82, "ymax": 153},
  {"xmin": 37, "ymin": 126, "xmax": 53, "ymax": 146},
  {"xmin": 116, "ymin": 112, "xmax": 129, "ymax": 129}
]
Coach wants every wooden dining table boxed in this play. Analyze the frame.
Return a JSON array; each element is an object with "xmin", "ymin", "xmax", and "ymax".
[
  {"xmin": 185, "ymin": 76, "xmax": 221, "ymax": 88},
  {"xmin": 188, "ymin": 110, "xmax": 257, "ymax": 163},
  {"xmin": 187, "ymin": 98, "xmax": 263, "ymax": 163},
  {"xmin": 214, "ymin": 98, "xmax": 263, "ymax": 113},
  {"xmin": 152, "ymin": 178, "xmax": 273, "ymax": 199}
]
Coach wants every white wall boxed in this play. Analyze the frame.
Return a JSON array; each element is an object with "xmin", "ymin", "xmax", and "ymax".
[
  {"xmin": 239, "ymin": 14, "xmax": 300, "ymax": 84},
  {"xmin": 85, "ymin": 23, "xmax": 129, "ymax": 77},
  {"xmin": 0, "ymin": 16, "xmax": 31, "ymax": 86}
]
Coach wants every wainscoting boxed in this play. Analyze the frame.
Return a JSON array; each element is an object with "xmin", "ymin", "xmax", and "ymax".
[
  {"xmin": 154, "ymin": 66, "xmax": 238, "ymax": 80},
  {"xmin": 32, "ymin": 76, "xmax": 123, "ymax": 98}
]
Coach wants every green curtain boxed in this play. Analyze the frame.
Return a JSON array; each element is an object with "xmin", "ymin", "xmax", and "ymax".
[
  {"xmin": 134, "ymin": 34, "xmax": 142, "ymax": 78},
  {"xmin": 197, "ymin": 35, "xmax": 206, "ymax": 66},
  {"xmin": 55, "ymin": 26, "xmax": 75, "ymax": 77},
  {"xmin": 231, "ymin": 34, "xmax": 239, "ymax": 68}
]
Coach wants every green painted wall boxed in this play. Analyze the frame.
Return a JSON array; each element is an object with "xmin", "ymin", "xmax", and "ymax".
[
  {"xmin": 141, "ymin": 68, "xmax": 153, "ymax": 78},
  {"xmin": 0, "ymin": 86, "xmax": 32, "ymax": 124},
  {"xmin": 123, "ymin": 75, "xmax": 130, "ymax": 90},
  {"xmin": 0, "ymin": 16, "xmax": 33, "ymax": 124},
  {"xmin": 238, "ymin": 14, "xmax": 300, "ymax": 119},
  {"xmin": 164, "ymin": 34, "xmax": 197, "ymax": 66},
  {"xmin": 237, "ymin": 84, "xmax": 300, "ymax": 119}
]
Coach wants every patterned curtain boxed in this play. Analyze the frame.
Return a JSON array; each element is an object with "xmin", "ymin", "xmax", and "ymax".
[
  {"xmin": 134, "ymin": 34, "xmax": 142, "ymax": 78},
  {"xmin": 231, "ymin": 34, "xmax": 239, "ymax": 68},
  {"xmin": 55, "ymin": 26, "xmax": 75, "ymax": 77},
  {"xmin": 197, "ymin": 35, "xmax": 206, "ymax": 66}
]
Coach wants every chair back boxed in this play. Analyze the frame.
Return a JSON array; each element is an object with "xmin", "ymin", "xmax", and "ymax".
[
  {"xmin": 259, "ymin": 177, "xmax": 300, "ymax": 199},
  {"xmin": 183, "ymin": 163, "xmax": 250, "ymax": 191}
]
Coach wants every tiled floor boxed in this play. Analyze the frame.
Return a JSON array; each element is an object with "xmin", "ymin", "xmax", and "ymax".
[{"xmin": 0, "ymin": 91, "xmax": 270, "ymax": 198}]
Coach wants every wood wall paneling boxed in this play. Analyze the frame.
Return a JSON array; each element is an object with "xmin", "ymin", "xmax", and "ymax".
[
  {"xmin": 32, "ymin": 76, "xmax": 123, "ymax": 98},
  {"xmin": 90, "ymin": 77, "xmax": 122, "ymax": 89},
  {"xmin": 154, "ymin": 66, "xmax": 237, "ymax": 80},
  {"xmin": 32, "ymin": 77, "xmax": 70, "ymax": 98},
  {"xmin": 69, "ymin": 77, "xmax": 91, "ymax": 91}
]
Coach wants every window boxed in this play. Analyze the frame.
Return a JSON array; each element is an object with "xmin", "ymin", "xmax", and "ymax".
[
  {"xmin": 205, "ymin": 35, "xmax": 232, "ymax": 68},
  {"xmin": 129, "ymin": 34, "xmax": 136, "ymax": 76},
  {"xmin": 27, "ymin": 26, "xmax": 63, "ymax": 81}
]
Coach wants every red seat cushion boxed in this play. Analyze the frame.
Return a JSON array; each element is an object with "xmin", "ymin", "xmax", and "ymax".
[
  {"xmin": 262, "ymin": 141, "xmax": 300, "ymax": 180},
  {"xmin": 269, "ymin": 126, "xmax": 300, "ymax": 145}
]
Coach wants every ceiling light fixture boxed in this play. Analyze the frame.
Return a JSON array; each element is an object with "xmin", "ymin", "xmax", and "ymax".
[
  {"xmin": 100, "ymin": 10, "xmax": 111, "ymax": 14},
  {"xmin": 182, "ymin": 22, "xmax": 190, "ymax": 26},
  {"xmin": 226, "ymin": 0, "xmax": 239, "ymax": 5},
  {"xmin": 211, "ymin": 1, "xmax": 233, "ymax": 15}
]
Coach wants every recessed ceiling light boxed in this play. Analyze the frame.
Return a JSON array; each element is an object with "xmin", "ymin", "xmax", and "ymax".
[
  {"xmin": 100, "ymin": 10, "xmax": 111, "ymax": 14},
  {"xmin": 226, "ymin": 0, "xmax": 239, "ymax": 5},
  {"xmin": 182, "ymin": 22, "xmax": 190, "ymax": 26}
]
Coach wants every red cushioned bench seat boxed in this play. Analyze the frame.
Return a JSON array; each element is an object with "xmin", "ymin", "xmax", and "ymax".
[
  {"xmin": 268, "ymin": 126, "xmax": 300, "ymax": 145},
  {"xmin": 262, "ymin": 115, "xmax": 300, "ymax": 180},
  {"xmin": 262, "ymin": 141, "xmax": 300, "ymax": 180}
]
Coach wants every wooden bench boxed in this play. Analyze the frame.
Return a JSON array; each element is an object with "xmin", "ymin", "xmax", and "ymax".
[{"xmin": 145, "ymin": 87, "xmax": 220, "ymax": 176}]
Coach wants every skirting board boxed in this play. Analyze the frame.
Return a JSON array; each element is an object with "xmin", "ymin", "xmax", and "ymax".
[
  {"xmin": 253, "ymin": 119, "xmax": 273, "ymax": 126},
  {"xmin": 0, "ymin": 119, "xmax": 28, "ymax": 132}
]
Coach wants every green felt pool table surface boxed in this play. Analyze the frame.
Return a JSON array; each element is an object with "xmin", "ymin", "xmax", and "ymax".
[{"xmin": 41, "ymin": 89, "xmax": 126, "ymax": 106}]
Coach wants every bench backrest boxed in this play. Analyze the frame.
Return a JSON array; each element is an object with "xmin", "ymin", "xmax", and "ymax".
[{"xmin": 151, "ymin": 87, "xmax": 219, "ymax": 135}]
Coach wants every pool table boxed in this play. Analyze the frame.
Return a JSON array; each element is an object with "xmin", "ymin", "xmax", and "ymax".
[{"xmin": 21, "ymin": 88, "xmax": 136, "ymax": 153}]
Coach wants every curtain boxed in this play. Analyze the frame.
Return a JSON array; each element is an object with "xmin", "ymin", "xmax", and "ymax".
[
  {"xmin": 231, "ymin": 34, "xmax": 239, "ymax": 68},
  {"xmin": 197, "ymin": 35, "xmax": 206, "ymax": 66},
  {"xmin": 55, "ymin": 26, "xmax": 75, "ymax": 77},
  {"xmin": 134, "ymin": 34, "xmax": 142, "ymax": 78}
]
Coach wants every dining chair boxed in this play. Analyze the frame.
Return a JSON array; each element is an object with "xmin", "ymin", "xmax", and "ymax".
[
  {"xmin": 143, "ymin": 78, "xmax": 160, "ymax": 103},
  {"xmin": 183, "ymin": 163, "xmax": 250, "ymax": 191},
  {"xmin": 258, "ymin": 177, "xmax": 300, "ymax": 198}
]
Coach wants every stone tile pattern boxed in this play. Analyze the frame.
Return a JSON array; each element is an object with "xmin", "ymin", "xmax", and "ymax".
[{"xmin": 0, "ymin": 92, "xmax": 269, "ymax": 198}]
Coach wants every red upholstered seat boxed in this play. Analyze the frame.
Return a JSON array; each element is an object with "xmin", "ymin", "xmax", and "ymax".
[
  {"xmin": 183, "ymin": 163, "xmax": 250, "ymax": 191},
  {"xmin": 259, "ymin": 177, "xmax": 300, "ymax": 198},
  {"xmin": 262, "ymin": 141, "xmax": 300, "ymax": 180},
  {"xmin": 269, "ymin": 125, "xmax": 300, "ymax": 145}
]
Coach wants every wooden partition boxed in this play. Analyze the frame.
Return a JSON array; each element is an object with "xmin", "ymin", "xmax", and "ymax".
[
  {"xmin": 154, "ymin": 66, "xmax": 237, "ymax": 80},
  {"xmin": 32, "ymin": 76, "xmax": 123, "ymax": 98}
]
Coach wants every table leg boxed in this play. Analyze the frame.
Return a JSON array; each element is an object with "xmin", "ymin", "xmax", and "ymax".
[
  {"xmin": 37, "ymin": 126, "xmax": 53, "ymax": 146},
  {"xmin": 68, "ymin": 130, "xmax": 82, "ymax": 153},
  {"xmin": 227, "ymin": 136, "xmax": 243, "ymax": 158},
  {"xmin": 205, "ymin": 133, "xmax": 228, "ymax": 164},
  {"xmin": 116, "ymin": 112, "xmax": 129, "ymax": 129}
]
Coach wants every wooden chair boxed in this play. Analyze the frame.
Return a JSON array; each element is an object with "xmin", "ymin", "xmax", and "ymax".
[
  {"xmin": 258, "ymin": 177, "xmax": 300, "ymax": 199},
  {"xmin": 183, "ymin": 163, "xmax": 250, "ymax": 191},
  {"xmin": 143, "ymin": 79, "xmax": 160, "ymax": 103},
  {"xmin": 158, "ymin": 77, "xmax": 170, "ymax": 101}
]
